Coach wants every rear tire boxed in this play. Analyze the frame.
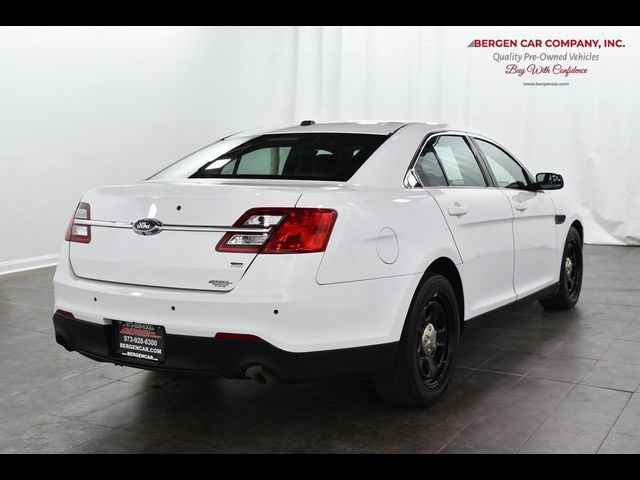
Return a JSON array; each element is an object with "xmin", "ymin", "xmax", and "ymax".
[
  {"xmin": 539, "ymin": 226, "xmax": 583, "ymax": 310},
  {"xmin": 374, "ymin": 273, "xmax": 460, "ymax": 407}
]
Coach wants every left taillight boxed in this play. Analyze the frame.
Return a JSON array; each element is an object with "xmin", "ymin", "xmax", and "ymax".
[{"xmin": 64, "ymin": 202, "xmax": 91, "ymax": 244}]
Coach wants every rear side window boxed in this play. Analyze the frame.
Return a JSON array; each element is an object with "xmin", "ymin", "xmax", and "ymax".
[
  {"xmin": 425, "ymin": 135, "xmax": 487, "ymax": 187},
  {"xmin": 186, "ymin": 134, "xmax": 387, "ymax": 181},
  {"xmin": 415, "ymin": 144, "xmax": 448, "ymax": 187}
]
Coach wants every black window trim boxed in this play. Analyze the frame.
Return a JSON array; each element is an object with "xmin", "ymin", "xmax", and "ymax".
[
  {"xmin": 404, "ymin": 131, "xmax": 492, "ymax": 189},
  {"xmin": 468, "ymin": 135, "xmax": 535, "ymax": 190}
]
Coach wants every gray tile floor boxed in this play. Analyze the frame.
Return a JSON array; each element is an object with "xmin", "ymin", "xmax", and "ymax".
[{"xmin": 1, "ymin": 245, "xmax": 640, "ymax": 453}]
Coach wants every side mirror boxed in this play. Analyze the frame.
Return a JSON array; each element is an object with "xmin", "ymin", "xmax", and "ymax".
[{"xmin": 534, "ymin": 172, "xmax": 564, "ymax": 190}]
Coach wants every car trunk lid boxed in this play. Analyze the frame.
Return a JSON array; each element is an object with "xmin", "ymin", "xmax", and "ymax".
[{"xmin": 69, "ymin": 180, "xmax": 308, "ymax": 291}]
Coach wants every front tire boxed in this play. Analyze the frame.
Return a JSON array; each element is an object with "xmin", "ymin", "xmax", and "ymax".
[
  {"xmin": 374, "ymin": 273, "xmax": 460, "ymax": 407},
  {"xmin": 539, "ymin": 226, "xmax": 583, "ymax": 310}
]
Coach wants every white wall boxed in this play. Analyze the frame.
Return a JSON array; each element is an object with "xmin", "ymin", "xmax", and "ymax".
[{"xmin": 0, "ymin": 26, "xmax": 297, "ymax": 273}]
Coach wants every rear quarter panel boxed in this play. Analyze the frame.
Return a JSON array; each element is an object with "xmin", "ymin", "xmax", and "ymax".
[{"xmin": 297, "ymin": 187, "xmax": 462, "ymax": 284}]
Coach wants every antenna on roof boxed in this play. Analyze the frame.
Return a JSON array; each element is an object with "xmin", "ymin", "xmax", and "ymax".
[{"xmin": 300, "ymin": 120, "xmax": 316, "ymax": 126}]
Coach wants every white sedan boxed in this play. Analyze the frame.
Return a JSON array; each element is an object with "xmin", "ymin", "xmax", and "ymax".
[{"xmin": 53, "ymin": 121, "xmax": 583, "ymax": 407}]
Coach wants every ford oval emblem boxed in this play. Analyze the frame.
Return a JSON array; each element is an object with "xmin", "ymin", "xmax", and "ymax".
[{"xmin": 133, "ymin": 218, "xmax": 163, "ymax": 236}]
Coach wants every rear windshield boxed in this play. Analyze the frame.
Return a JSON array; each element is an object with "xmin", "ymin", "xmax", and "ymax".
[{"xmin": 151, "ymin": 133, "xmax": 387, "ymax": 182}]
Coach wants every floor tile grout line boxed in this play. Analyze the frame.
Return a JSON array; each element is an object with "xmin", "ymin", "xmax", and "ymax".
[
  {"xmin": 523, "ymin": 352, "xmax": 599, "ymax": 387},
  {"xmin": 472, "ymin": 348, "xmax": 545, "ymax": 379},
  {"xmin": 570, "ymin": 357, "xmax": 598, "ymax": 386},
  {"xmin": 435, "ymin": 374, "xmax": 529, "ymax": 454},
  {"xmin": 107, "ymin": 369, "xmax": 154, "ymax": 384},
  {"xmin": 519, "ymin": 360, "xmax": 547, "ymax": 379},
  {"xmin": 599, "ymin": 338, "xmax": 618, "ymax": 366},
  {"xmin": 474, "ymin": 348, "xmax": 504, "ymax": 371},
  {"xmin": 514, "ymin": 382, "xmax": 578, "ymax": 454},
  {"xmin": 579, "ymin": 379, "xmax": 640, "ymax": 394},
  {"xmin": 595, "ymin": 391, "xmax": 634, "ymax": 454},
  {"xmin": 65, "ymin": 377, "xmax": 144, "ymax": 401},
  {"xmin": 614, "ymin": 318, "xmax": 635, "ymax": 342},
  {"xmin": 612, "ymin": 339, "xmax": 640, "ymax": 346},
  {"xmin": 474, "ymin": 368, "xmax": 526, "ymax": 378},
  {"xmin": 581, "ymin": 299, "xmax": 640, "ymax": 309},
  {"xmin": 455, "ymin": 348, "xmax": 508, "ymax": 382},
  {"xmin": 4, "ymin": 375, "xmax": 145, "ymax": 415}
]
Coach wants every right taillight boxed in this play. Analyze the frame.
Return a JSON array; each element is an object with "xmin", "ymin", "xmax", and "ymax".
[
  {"xmin": 64, "ymin": 202, "xmax": 91, "ymax": 244},
  {"xmin": 262, "ymin": 208, "xmax": 337, "ymax": 254},
  {"xmin": 216, "ymin": 208, "xmax": 337, "ymax": 254}
]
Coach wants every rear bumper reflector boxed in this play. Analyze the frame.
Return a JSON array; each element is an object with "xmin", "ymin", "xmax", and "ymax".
[{"xmin": 214, "ymin": 332, "xmax": 263, "ymax": 342}]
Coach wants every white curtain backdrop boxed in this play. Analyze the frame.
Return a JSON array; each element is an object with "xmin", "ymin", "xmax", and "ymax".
[
  {"xmin": 291, "ymin": 26, "xmax": 640, "ymax": 246},
  {"xmin": 1, "ymin": 26, "xmax": 638, "ymax": 271},
  {"xmin": 0, "ymin": 26, "xmax": 298, "ymax": 271}
]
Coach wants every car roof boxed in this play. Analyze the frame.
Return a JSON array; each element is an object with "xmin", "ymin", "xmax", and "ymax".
[{"xmin": 225, "ymin": 121, "xmax": 454, "ymax": 138}]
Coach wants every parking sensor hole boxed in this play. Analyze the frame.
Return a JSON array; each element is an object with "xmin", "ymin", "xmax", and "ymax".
[
  {"xmin": 171, "ymin": 306, "xmax": 176, "ymax": 311},
  {"xmin": 273, "ymin": 309, "xmax": 279, "ymax": 315},
  {"xmin": 176, "ymin": 205, "xmax": 182, "ymax": 211}
]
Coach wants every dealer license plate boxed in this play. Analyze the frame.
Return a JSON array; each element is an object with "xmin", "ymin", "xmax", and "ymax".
[{"xmin": 113, "ymin": 321, "xmax": 166, "ymax": 362}]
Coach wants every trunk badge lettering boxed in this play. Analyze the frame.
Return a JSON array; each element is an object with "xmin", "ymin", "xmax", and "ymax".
[
  {"xmin": 133, "ymin": 218, "xmax": 163, "ymax": 236},
  {"xmin": 209, "ymin": 280, "xmax": 232, "ymax": 288}
]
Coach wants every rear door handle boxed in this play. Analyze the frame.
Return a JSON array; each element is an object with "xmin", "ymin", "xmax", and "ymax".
[
  {"xmin": 448, "ymin": 205, "xmax": 469, "ymax": 217},
  {"xmin": 514, "ymin": 203, "xmax": 528, "ymax": 212}
]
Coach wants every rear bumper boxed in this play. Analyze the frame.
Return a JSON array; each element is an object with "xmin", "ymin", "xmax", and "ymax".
[
  {"xmin": 53, "ymin": 314, "xmax": 397, "ymax": 381},
  {"xmin": 54, "ymin": 243, "xmax": 421, "ymax": 352}
]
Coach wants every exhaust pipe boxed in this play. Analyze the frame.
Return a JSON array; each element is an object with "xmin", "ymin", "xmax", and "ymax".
[{"xmin": 245, "ymin": 365, "xmax": 277, "ymax": 385}]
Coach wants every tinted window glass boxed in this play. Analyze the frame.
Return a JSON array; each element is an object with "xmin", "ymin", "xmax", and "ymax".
[
  {"xmin": 429, "ymin": 136, "xmax": 486, "ymax": 187},
  {"xmin": 188, "ymin": 134, "xmax": 387, "ymax": 181},
  {"xmin": 475, "ymin": 139, "xmax": 529, "ymax": 189},
  {"xmin": 230, "ymin": 147, "xmax": 292, "ymax": 175},
  {"xmin": 415, "ymin": 143, "xmax": 447, "ymax": 187}
]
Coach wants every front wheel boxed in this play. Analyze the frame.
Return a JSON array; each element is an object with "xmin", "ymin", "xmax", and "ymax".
[
  {"xmin": 540, "ymin": 226, "xmax": 583, "ymax": 310},
  {"xmin": 374, "ymin": 273, "xmax": 460, "ymax": 407}
]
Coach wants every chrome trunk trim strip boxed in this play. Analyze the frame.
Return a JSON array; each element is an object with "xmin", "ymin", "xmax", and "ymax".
[{"xmin": 73, "ymin": 219, "xmax": 270, "ymax": 234}]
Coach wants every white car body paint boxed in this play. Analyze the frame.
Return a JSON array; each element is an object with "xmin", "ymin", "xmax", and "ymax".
[
  {"xmin": 54, "ymin": 121, "xmax": 581, "ymax": 366},
  {"xmin": 425, "ymin": 187, "xmax": 516, "ymax": 318}
]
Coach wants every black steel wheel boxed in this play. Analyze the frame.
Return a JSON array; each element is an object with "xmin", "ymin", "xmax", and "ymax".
[
  {"xmin": 375, "ymin": 273, "xmax": 460, "ymax": 407},
  {"xmin": 540, "ymin": 226, "xmax": 583, "ymax": 310},
  {"xmin": 417, "ymin": 294, "xmax": 454, "ymax": 388}
]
